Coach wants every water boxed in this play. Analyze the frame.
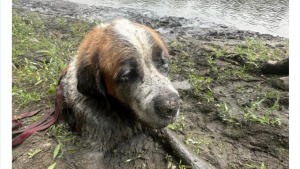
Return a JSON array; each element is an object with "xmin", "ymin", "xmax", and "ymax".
[{"xmin": 67, "ymin": 0, "xmax": 289, "ymax": 38}]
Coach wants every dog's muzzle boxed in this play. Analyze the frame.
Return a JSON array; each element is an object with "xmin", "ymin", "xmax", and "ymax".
[{"xmin": 153, "ymin": 91, "xmax": 181, "ymax": 118}]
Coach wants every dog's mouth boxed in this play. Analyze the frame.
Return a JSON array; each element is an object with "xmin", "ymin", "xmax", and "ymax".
[
  {"xmin": 154, "ymin": 100, "xmax": 180, "ymax": 119},
  {"xmin": 157, "ymin": 108, "xmax": 179, "ymax": 119},
  {"xmin": 135, "ymin": 107, "xmax": 179, "ymax": 129}
]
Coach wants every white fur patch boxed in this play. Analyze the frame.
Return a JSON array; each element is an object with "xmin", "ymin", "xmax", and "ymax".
[
  {"xmin": 131, "ymin": 65, "xmax": 179, "ymax": 123},
  {"xmin": 112, "ymin": 18, "xmax": 153, "ymax": 58},
  {"xmin": 63, "ymin": 56, "xmax": 81, "ymax": 106},
  {"xmin": 97, "ymin": 23, "xmax": 109, "ymax": 29}
]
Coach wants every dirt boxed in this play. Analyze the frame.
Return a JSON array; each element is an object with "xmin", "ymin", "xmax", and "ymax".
[{"xmin": 12, "ymin": 0, "xmax": 289, "ymax": 168}]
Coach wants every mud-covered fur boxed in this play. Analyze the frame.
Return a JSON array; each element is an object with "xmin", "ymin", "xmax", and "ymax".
[{"xmin": 61, "ymin": 18, "xmax": 180, "ymax": 167}]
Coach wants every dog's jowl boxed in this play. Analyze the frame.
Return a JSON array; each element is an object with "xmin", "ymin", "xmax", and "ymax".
[{"xmin": 61, "ymin": 18, "xmax": 181, "ymax": 168}]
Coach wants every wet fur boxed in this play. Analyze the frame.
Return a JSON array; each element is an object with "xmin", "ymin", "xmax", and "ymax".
[{"xmin": 61, "ymin": 18, "xmax": 180, "ymax": 168}]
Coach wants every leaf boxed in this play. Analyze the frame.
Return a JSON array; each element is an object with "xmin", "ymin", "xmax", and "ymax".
[
  {"xmin": 30, "ymin": 37, "xmax": 41, "ymax": 43},
  {"xmin": 36, "ymin": 50, "xmax": 51, "ymax": 56},
  {"xmin": 186, "ymin": 133, "xmax": 193, "ymax": 145},
  {"xmin": 53, "ymin": 144, "xmax": 61, "ymax": 159},
  {"xmin": 48, "ymin": 163, "xmax": 57, "ymax": 169},
  {"xmin": 206, "ymin": 77, "xmax": 211, "ymax": 83},
  {"xmin": 197, "ymin": 77, "xmax": 204, "ymax": 80},
  {"xmin": 67, "ymin": 149, "xmax": 76, "ymax": 153},
  {"xmin": 224, "ymin": 103, "xmax": 229, "ymax": 111},
  {"xmin": 27, "ymin": 149, "xmax": 41, "ymax": 158},
  {"xmin": 125, "ymin": 159, "xmax": 133, "ymax": 163},
  {"xmin": 260, "ymin": 163, "xmax": 265, "ymax": 169},
  {"xmin": 48, "ymin": 87, "xmax": 55, "ymax": 94},
  {"xmin": 52, "ymin": 45, "xmax": 56, "ymax": 54},
  {"xmin": 206, "ymin": 91, "xmax": 212, "ymax": 98},
  {"xmin": 34, "ymin": 80, "xmax": 43, "ymax": 86},
  {"xmin": 43, "ymin": 37, "xmax": 48, "ymax": 46},
  {"xmin": 29, "ymin": 65, "xmax": 37, "ymax": 70},
  {"xmin": 27, "ymin": 152, "xmax": 34, "ymax": 158}
]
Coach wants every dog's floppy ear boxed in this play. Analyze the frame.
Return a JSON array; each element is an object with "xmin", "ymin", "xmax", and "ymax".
[{"xmin": 76, "ymin": 61, "xmax": 106, "ymax": 97}]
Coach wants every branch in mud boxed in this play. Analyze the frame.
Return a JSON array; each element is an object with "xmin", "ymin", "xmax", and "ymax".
[{"xmin": 160, "ymin": 128, "xmax": 215, "ymax": 169}]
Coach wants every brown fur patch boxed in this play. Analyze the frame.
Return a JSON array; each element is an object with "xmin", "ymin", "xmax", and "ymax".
[
  {"xmin": 62, "ymin": 65, "xmax": 69, "ymax": 74},
  {"xmin": 74, "ymin": 25, "xmax": 134, "ymax": 98}
]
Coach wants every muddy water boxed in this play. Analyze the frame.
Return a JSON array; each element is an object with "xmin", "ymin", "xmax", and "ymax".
[{"xmin": 67, "ymin": 0, "xmax": 289, "ymax": 38}]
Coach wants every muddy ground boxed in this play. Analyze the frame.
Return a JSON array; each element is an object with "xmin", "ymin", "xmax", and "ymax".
[{"xmin": 12, "ymin": 0, "xmax": 289, "ymax": 168}]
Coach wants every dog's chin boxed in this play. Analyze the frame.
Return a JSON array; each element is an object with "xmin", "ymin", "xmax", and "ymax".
[{"xmin": 138, "ymin": 111, "xmax": 178, "ymax": 129}]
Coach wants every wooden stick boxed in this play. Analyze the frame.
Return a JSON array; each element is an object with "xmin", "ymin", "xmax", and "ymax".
[{"xmin": 161, "ymin": 128, "xmax": 215, "ymax": 169}]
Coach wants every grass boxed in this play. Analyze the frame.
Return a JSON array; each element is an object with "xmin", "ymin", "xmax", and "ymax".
[
  {"xmin": 235, "ymin": 37, "xmax": 288, "ymax": 62},
  {"xmin": 211, "ymin": 45, "xmax": 224, "ymax": 57},
  {"xmin": 209, "ymin": 36, "xmax": 289, "ymax": 82},
  {"xmin": 167, "ymin": 113, "xmax": 187, "ymax": 131},
  {"xmin": 48, "ymin": 163, "xmax": 57, "ymax": 169},
  {"xmin": 179, "ymin": 39, "xmax": 286, "ymax": 127},
  {"xmin": 27, "ymin": 149, "xmax": 42, "ymax": 158},
  {"xmin": 244, "ymin": 162, "xmax": 265, "ymax": 169},
  {"xmin": 187, "ymin": 69, "xmax": 212, "ymax": 95},
  {"xmin": 12, "ymin": 87, "xmax": 43, "ymax": 107},
  {"xmin": 166, "ymin": 154, "xmax": 192, "ymax": 169},
  {"xmin": 12, "ymin": 10, "xmax": 97, "ymax": 108},
  {"xmin": 215, "ymin": 91, "xmax": 282, "ymax": 127},
  {"xmin": 231, "ymin": 66, "xmax": 251, "ymax": 79},
  {"xmin": 244, "ymin": 163, "xmax": 256, "ymax": 168},
  {"xmin": 170, "ymin": 63, "xmax": 182, "ymax": 74},
  {"xmin": 46, "ymin": 124, "xmax": 80, "ymax": 159},
  {"xmin": 171, "ymin": 40, "xmax": 186, "ymax": 49},
  {"xmin": 206, "ymin": 55, "xmax": 218, "ymax": 71},
  {"xmin": 185, "ymin": 133, "xmax": 212, "ymax": 155},
  {"xmin": 243, "ymin": 92, "xmax": 281, "ymax": 126},
  {"xmin": 205, "ymin": 89, "xmax": 214, "ymax": 103},
  {"xmin": 215, "ymin": 102, "xmax": 240, "ymax": 125}
]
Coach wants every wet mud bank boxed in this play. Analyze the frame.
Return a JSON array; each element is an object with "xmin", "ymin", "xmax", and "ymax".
[{"xmin": 13, "ymin": 0, "xmax": 289, "ymax": 168}]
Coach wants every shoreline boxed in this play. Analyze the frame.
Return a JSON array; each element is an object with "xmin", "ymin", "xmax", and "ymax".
[{"xmin": 13, "ymin": 0, "xmax": 288, "ymax": 42}]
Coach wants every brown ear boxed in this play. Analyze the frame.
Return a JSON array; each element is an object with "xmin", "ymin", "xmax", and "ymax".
[{"xmin": 76, "ymin": 61, "xmax": 106, "ymax": 97}]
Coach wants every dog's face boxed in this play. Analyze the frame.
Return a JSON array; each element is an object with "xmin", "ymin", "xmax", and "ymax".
[{"xmin": 75, "ymin": 18, "xmax": 180, "ymax": 128}]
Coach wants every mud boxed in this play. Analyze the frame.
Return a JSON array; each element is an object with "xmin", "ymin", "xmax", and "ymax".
[{"xmin": 12, "ymin": 0, "xmax": 289, "ymax": 168}]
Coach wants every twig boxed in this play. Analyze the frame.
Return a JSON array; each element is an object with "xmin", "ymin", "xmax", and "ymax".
[{"xmin": 161, "ymin": 128, "xmax": 215, "ymax": 169}]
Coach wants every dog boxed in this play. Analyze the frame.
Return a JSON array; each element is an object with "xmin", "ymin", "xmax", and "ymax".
[{"xmin": 61, "ymin": 18, "xmax": 181, "ymax": 168}]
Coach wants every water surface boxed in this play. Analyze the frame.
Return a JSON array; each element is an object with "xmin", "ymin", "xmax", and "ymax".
[{"xmin": 67, "ymin": 0, "xmax": 289, "ymax": 37}]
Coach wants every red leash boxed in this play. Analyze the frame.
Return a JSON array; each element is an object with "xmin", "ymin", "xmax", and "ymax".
[
  {"xmin": 12, "ymin": 75, "xmax": 64, "ymax": 146},
  {"xmin": 12, "ymin": 108, "xmax": 43, "ymax": 130}
]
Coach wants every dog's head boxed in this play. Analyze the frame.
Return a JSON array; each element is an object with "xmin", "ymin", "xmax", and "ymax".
[{"xmin": 75, "ymin": 18, "xmax": 180, "ymax": 128}]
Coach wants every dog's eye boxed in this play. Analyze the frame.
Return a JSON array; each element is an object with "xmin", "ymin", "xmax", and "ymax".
[
  {"xmin": 162, "ymin": 63, "xmax": 169, "ymax": 72},
  {"xmin": 120, "ymin": 72, "xmax": 132, "ymax": 81}
]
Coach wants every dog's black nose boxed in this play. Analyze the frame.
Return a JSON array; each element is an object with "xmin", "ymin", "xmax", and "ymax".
[{"xmin": 154, "ymin": 92, "xmax": 180, "ymax": 118}]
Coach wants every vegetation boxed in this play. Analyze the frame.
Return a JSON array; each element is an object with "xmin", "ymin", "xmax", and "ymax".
[
  {"xmin": 185, "ymin": 133, "xmax": 212, "ymax": 155},
  {"xmin": 12, "ymin": 10, "xmax": 93, "ymax": 168},
  {"xmin": 46, "ymin": 124, "xmax": 80, "ymax": 159},
  {"xmin": 169, "ymin": 36, "xmax": 287, "ymax": 130},
  {"xmin": 12, "ymin": 10, "xmax": 97, "ymax": 108},
  {"xmin": 168, "ymin": 113, "xmax": 187, "ymax": 131},
  {"xmin": 27, "ymin": 149, "xmax": 41, "ymax": 158},
  {"xmin": 166, "ymin": 154, "xmax": 192, "ymax": 169}
]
